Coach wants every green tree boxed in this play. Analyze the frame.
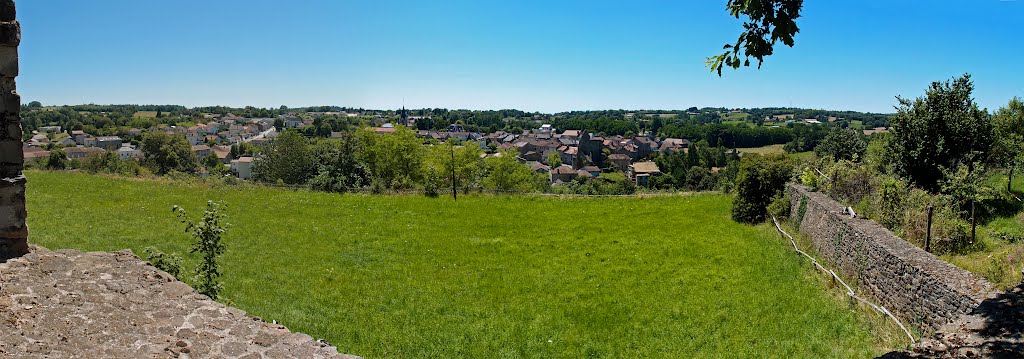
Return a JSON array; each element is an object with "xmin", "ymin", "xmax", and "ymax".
[
  {"xmin": 707, "ymin": 0, "xmax": 803, "ymax": 76},
  {"xmin": 483, "ymin": 150, "xmax": 545, "ymax": 193},
  {"xmin": 309, "ymin": 136, "xmax": 366, "ymax": 192},
  {"xmin": 992, "ymin": 97, "xmax": 1024, "ymax": 191},
  {"xmin": 731, "ymin": 154, "xmax": 792, "ymax": 223},
  {"xmin": 141, "ymin": 132, "xmax": 198, "ymax": 175},
  {"xmin": 886, "ymin": 74, "xmax": 993, "ymax": 192},
  {"xmin": 27, "ymin": 100, "xmax": 42, "ymax": 108},
  {"xmin": 423, "ymin": 141, "xmax": 486, "ymax": 195},
  {"xmin": 45, "ymin": 149, "xmax": 67, "ymax": 170},
  {"xmin": 173, "ymin": 201, "xmax": 228, "ymax": 300},
  {"xmin": 252, "ymin": 131, "xmax": 316, "ymax": 185},
  {"xmin": 546, "ymin": 152, "xmax": 563, "ymax": 168},
  {"xmin": 650, "ymin": 116, "xmax": 664, "ymax": 135},
  {"xmin": 356, "ymin": 127, "xmax": 424, "ymax": 190},
  {"xmin": 814, "ymin": 128, "xmax": 867, "ymax": 161},
  {"xmin": 273, "ymin": 118, "xmax": 285, "ymax": 131}
]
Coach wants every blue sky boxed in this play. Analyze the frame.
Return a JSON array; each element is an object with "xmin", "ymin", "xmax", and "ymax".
[{"xmin": 17, "ymin": 0, "xmax": 1024, "ymax": 113}]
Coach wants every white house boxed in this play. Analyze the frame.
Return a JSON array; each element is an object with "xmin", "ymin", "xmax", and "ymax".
[
  {"xmin": 116, "ymin": 144, "xmax": 143, "ymax": 160},
  {"xmin": 230, "ymin": 157, "xmax": 254, "ymax": 179}
]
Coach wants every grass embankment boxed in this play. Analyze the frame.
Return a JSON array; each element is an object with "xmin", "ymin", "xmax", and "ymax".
[
  {"xmin": 25, "ymin": 171, "xmax": 905, "ymax": 358},
  {"xmin": 943, "ymin": 170, "xmax": 1024, "ymax": 288}
]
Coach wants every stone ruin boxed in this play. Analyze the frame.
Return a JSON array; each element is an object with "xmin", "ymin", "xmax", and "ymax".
[
  {"xmin": 0, "ymin": 0, "xmax": 26, "ymax": 261},
  {"xmin": 0, "ymin": 1, "xmax": 357, "ymax": 357}
]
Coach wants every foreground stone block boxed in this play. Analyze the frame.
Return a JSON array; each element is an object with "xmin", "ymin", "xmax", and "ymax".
[
  {"xmin": 0, "ymin": 0, "xmax": 13, "ymax": 22},
  {"xmin": 0, "ymin": 20, "xmax": 17, "ymax": 47},
  {"xmin": 0, "ymin": 175, "xmax": 26, "ymax": 260},
  {"xmin": 0, "ymin": 247, "xmax": 361, "ymax": 358}
]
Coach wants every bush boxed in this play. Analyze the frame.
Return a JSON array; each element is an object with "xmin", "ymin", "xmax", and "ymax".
[
  {"xmin": 731, "ymin": 154, "xmax": 793, "ymax": 224},
  {"xmin": 799, "ymin": 167, "xmax": 818, "ymax": 191},
  {"xmin": 821, "ymin": 160, "xmax": 874, "ymax": 205},
  {"xmin": 767, "ymin": 191, "xmax": 791, "ymax": 220},
  {"xmin": 143, "ymin": 246, "xmax": 183, "ymax": 278}
]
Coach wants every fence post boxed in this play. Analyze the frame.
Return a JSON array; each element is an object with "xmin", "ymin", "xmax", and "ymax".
[
  {"xmin": 925, "ymin": 206, "xmax": 933, "ymax": 253},
  {"xmin": 971, "ymin": 199, "xmax": 976, "ymax": 244},
  {"xmin": 450, "ymin": 143, "xmax": 457, "ymax": 201}
]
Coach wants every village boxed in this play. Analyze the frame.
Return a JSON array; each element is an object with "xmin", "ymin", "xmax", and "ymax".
[{"xmin": 20, "ymin": 109, "xmax": 696, "ymax": 187}]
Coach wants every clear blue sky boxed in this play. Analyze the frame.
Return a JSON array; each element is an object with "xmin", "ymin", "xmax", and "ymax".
[{"xmin": 17, "ymin": 0, "xmax": 1024, "ymax": 113}]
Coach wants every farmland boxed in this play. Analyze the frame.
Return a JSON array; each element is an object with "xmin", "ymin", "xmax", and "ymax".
[{"xmin": 25, "ymin": 171, "xmax": 905, "ymax": 357}]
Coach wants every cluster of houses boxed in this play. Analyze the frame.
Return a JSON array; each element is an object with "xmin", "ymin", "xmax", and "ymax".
[
  {"xmin": 22, "ymin": 113, "xmax": 286, "ymax": 179},
  {"xmin": 27, "ymin": 108, "xmax": 689, "ymax": 186},
  {"xmin": 390, "ymin": 122, "xmax": 689, "ymax": 186}
]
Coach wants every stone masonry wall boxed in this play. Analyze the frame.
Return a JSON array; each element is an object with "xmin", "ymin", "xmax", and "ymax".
[
  {"xmin": 0, "ymin": 0, "xmax": 26, "ymax": 261},
  {"xmin": 788, "ymin": 184, "xmax": 993, "ymax": 331},
  {"xmin": 1, "ymin": 246, "xmax": 357, "ymax": 358}
]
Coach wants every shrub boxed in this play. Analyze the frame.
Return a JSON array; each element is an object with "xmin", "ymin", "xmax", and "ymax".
[
  {"xmin": 143, "ymin": 246, "xmax": 183, "ymax": 278},
  {"xmin": 983, "ymin": 255, "xmax": 1008, "ymax": 285},
  {"xmin": 173, "ymin": 201, "xmax": 229, "ymax": 300},
  {"xmin": 731, "ymin": 154, "xmax": 792, "ymax": 224},
  {"xmin": 821, "ymin": 160, "xmax": 875, "ymax": 206},
  {"xmin": 767, "ymin": 191, "xmax": 791, "ymax": 220},
  {"xmin": 799, "ymin": 167, "xmax": 818, "ymax": 191}
]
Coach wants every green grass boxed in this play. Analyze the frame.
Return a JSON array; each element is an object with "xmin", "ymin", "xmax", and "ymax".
[
  {"xmin": 25, "ymin": 171, "xmax": 904, "ymax": 358},
  {"xmin": 947, "ymin": 170, "xmax": 1024, "ymax": 288},
  {"xmin": 600, "ymin": 171, "xmax": 627, "ymax": 182},
  {"xmin": 737, "ymin": 144, "xmax": 786, "ymax": 155},
  {"xmin": 722, "ymin": 112, "xmax": 750, "ymax": 121}
]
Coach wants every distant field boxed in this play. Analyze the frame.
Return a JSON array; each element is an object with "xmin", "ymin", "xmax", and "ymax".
[
  {"xmin": 737, "ymin": 144, "xmax": 786, "ymax": 155},
  {"xmin": 25, "ymin": 171, "xmax": 902, "ymax": 358},
  {"xmin": 133, "ymin": 111, "xmax": 158, "ymax": 118},
  {"xmin": 722, "ymin": 112, "xmax": 749, "ymax": 121}
]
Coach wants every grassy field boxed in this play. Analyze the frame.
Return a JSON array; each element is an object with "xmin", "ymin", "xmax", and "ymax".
[
  {"xmin": 722, "ymin": 112, "xmax": 749, "ymax": 121},
  {"xmin": 737, "ymin": 144, "xmax": 786, "ymax": 155},
  {"xmin": 946, "ymin": 170, "xmax": 1024, "ymax": 288},
  {"xmin": 25, "ymin": 171, "xmax": 904, "ymax": 358}
]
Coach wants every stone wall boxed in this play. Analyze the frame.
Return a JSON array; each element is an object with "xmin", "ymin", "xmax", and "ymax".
[
  {"xmin": 788, "ymin": 184, "xmax": 992, "ymax": 330},
  {"xmin": 0, "ymin": 246, "xmax": 358, "ymax": 358},
  {"xmin": 0, "ymin": 0, "xmax": 26, "ymax": 261}
]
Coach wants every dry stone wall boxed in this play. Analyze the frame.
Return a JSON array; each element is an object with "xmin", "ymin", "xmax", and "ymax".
[
  {"xmin": 0, "ymin": 0, "xmax": 26, "ymax": 261},
  {"xmin": 788, "ymin": 184, "xmax": 993, "ymax": 330}
]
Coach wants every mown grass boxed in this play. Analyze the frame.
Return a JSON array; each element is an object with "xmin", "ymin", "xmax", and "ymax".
[
  {"xmin": 737, "ymin": 144, "xmax": 786, "ymax": 155},
  {"xmin": 25, "ymin": 171, "xmax": 904, "ymax": 358}
]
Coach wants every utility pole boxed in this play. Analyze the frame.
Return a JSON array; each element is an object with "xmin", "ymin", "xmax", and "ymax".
[{"xmin": 451, "ymin": 142, "xmax": 457, "ymax": 201}]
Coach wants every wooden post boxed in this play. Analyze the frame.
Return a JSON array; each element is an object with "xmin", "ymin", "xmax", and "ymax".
[
  {"xmin": 925, "ymin": 206, "xmax": 933, "ymax": 253},
  {"xmin": 1009, "ymin": 167, "xmax": 1014, "ymax": 193},
  {"xmin": 450, "ymin": 143, "xmax": 457, "ymax": 201},
  {"xmin": 971, "ymin": 199, "xmax": 976, "ymax": 244}
]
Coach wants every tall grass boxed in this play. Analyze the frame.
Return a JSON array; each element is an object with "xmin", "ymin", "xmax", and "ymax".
[{"xmin": 26, "ymin": 170, "xmax": 902, "ymax": 358}]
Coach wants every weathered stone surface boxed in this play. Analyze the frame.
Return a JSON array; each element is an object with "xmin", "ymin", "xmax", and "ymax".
[
  {"xmin": 0, "ymin": 46, "xmax": 16, "ymax": 77},
  {"xmin": 0, "ymin": 247, "xmax": 362, "ymax": 358},
  {"xmin": 0, "ymin": 0, "xmax": 13, "ymax": 22},
  {"xmin": 788, "ymin": 184, "xmax": 993, "ymax": 331},
  {"xmin": 0, "ymin": 20, "xmax": 17, "ymax": 46},
  {"xmin": 0, "ymin": 139, "xmax": 21, "ymax": 164},
  {"xmin": 0, "ymin": 85, "xmax": 17, "ymax": 113}
]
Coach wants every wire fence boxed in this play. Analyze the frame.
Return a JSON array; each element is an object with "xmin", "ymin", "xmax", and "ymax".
[{"xmin": 770, "ymin": 215, "xmax": 916, "ymax": 342}]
